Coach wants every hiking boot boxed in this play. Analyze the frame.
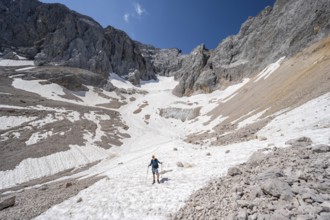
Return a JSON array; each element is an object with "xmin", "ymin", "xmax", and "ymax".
[
  {"xmin": 152, "ymin": 180, "xmax": 155, "ymax": 184},
  {"xmin": 157, "ymin": 180, "xmax": 160, "ymax": 184}
]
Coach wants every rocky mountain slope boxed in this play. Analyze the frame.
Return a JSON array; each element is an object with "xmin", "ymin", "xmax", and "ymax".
[
  {"xmin": 168, "ymin": 0, "xmax": 330, "ymax": 96},
  {"xmin": 0, "ymin": 0, "xmax": 156, "ymax": 82},
  {"xmin": 173, "ymin": 140, "xmax": 330, "ymax": 220}
]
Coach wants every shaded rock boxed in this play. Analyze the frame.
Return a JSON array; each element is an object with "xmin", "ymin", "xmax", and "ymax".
[
  {"xmin": 320, "ymin": 201, "xmax": 330, "ymax": 212},
  {"xmin": 159, "ymin": 107, "xmax": 201, "ymax": 122},
  {"xmin": 65, "ymin": 182, "xmax": 73, "ymax": 188},
  {"xmin": 257, "ymin": 170, "xmax": 284, "ymax": 180},
  {"xmin": 39, "ymin": 184, "xmax": 48, "ymax": 191},
  {"xmin": 176, "ymin": 162, "xmax": 184, "ymax": 168},
  {"xmin": 0, "ymin": 196, "xmax": 15, "ymax": 211},
  {"xmin": 237, "ymin": 200, "xmax": 249, "ymax": 208},
  {"xmin": 247, "ymin": 151, "xmax": 270, "ymax": 168},
  {"xmin": 127, "ymin": 69, "xmax": 141, "ymax": 86},
  {"xmin": 103, "ymin": 81, "xmax": 116, "ymax": 92},
  {"xmin": 295, "ymin": 215, "xmax": 313, "ymax": 220},
  {"xmin": 2, "ymin": 52, "xmax": 19, "ymax": 60},
  {"xmin": 319, "ymin": 212, "xmax": 330, "ymax": 220},
  {"xmin": 285, "ymin": 136, "xmax": 313, "ymax": 147},
  {"xmin": 312, "ymin": 144, "xmax": 330, "ymax": 153},
  {"xmin": 228, "ymin": 167, "xmax": 242, "ymax": 176},
  {"xmin": 261, "ymin": 178, "xmax": 293, "ymax": 199}
]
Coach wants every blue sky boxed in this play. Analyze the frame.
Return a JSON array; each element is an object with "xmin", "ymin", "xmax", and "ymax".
[{"xmin": 40, "ymin": 0, "xmax": 275, "ymax": 53}]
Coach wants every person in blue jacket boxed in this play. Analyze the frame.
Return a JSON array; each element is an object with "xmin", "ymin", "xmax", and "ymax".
[{"xmin": 148, "ymin": 155, "xmax": 162, "ymax": 184}]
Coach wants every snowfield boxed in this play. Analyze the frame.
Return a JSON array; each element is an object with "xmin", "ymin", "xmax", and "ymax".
[
  {"xmin": 0, "ymin": 58, "xmax": 34, "ymax": 67},
  {"xmin": 19, "ymin": 76, "xmax": 327, "ymax": 219},
  {"xmin": 0, "ymin": 72, "xmax": 329, "ymax": 219},
  {"xmin": 0, "ymin": 116, "xmax": 37, "ymax": 130}
]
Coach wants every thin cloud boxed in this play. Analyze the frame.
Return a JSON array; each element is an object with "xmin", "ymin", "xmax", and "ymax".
[
  {"xmin": 134, "ymin": 3, "xmax": 146, "ymax": 16},
  {"xmin": 124, "ymin": 13, "xmax": 130, "ymax": 22},
  {"xmin": 123, "ymin": 2, "xmax": 146, "ymax": 23}
]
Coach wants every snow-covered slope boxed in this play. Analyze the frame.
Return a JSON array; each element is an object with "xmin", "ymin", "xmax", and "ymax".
[{"xmin": 35, "ymin": 92, "xmax": 330, "ymax": 220}]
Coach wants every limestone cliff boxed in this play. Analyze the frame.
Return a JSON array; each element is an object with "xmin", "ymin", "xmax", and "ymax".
[
  {"xmin": 172, "ymin": 0, "xmax": 330, "ymax": 96},
  {"xmin": 0, "ymin": 0, "xmax": 156, "ymax": 81}
]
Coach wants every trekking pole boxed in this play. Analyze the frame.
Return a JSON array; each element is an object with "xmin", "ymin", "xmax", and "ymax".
[
  {"xmin": 160, "ymin": 162, "xmax": 163, "ymax": 181},
  {"xmin": 145, "ymin": 166, "xmax": 149, "ymax": 184}
]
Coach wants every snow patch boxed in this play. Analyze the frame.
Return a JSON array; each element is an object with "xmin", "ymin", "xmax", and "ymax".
[
  {"xmin": 109, "ymin": 73, "xmax": 135, "ymax": 89},
  {"xmin": 12, "ymin": 78, "xmax": 66, "ymax": 101},
  {"xmin": 29, "ymin": 114, "xmax": 57, "ymax": 129},
  {"xmin": 66, "ymin": 111, "xmax": 81, "ymax": 123},
  {"xmin": 0, "ymin": 116, "xmax": 37, "ymax": 130},
  {"xmin": 254, "ymin": 57, "xmax": 285, "ymax": 82},
  {"xmin": 0, "ymin": 59, "xmax": 34, "ymax": 67},
  {"xmin": 238, "ymin": 108, "xmax": 270, "ymax": 129},
  {"xmin": 0, "ymin": 144, "xmax": 109, "ymax": 189},
  {"xmin": 26, "ymin": 131, "xmax": 53, "ymax": 145},
  {"xmin": 15, "ymin": 66, "xmax": 36, "ymax": 72},
  {"xmin": 259, "ymin": 93, "xmax": 330, "ymax": 145},
  {"xmin": 231, "ymin": 110, "xmax": 256, "ymax": 124},
  {"xmin": 0, "ymin": 92, "xmax": 11, "ymax": 95}
]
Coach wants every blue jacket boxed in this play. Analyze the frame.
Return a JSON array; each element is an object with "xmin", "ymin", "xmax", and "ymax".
[{"xmin": 149, "ymin": 159, "xmax": 161, "ymax": 169}]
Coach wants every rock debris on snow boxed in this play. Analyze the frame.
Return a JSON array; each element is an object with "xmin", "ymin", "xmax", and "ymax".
[{"xmin": 176, "ymin": 162, "xmax": 184, "ymax": 168}]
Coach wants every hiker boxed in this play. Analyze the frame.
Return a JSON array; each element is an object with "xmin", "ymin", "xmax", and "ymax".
[{"xmin": 148, "ymin": 155, "xmax": 162, "ymax": 184}]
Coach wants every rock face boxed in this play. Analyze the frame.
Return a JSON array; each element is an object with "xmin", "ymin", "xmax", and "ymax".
[
  {"xmin": 172, "ymin": 0, "xmax": 330, "ymax": 96},
  {"xmin": 172, "ymin": 142, "xmax": 330, "ymax": 220},
  {"xmin": 172, "ymin": 44, "xmax": 211, "ymax": 96},
  {"xmin": 104, "ymin": 27, "xmax": 156, "ymax": 81},
  {"xmin": 137, "ymin": 42, "xmax": 183, "ymax": 77},
  {"xmin": 0, "ymin": 0, "xmax": 156, "ymax": 80},
  {"xmin": 0, "ymin": 196, "xmax": 15, "ymax": 211},
  {"xmin": 159, "ymin": 107, "xmax": 201, "ymax": 122}
]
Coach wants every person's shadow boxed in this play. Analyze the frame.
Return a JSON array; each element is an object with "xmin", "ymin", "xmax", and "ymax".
[{"xmin": 160, "ymin": 177, "xmax": 170, "ymax": 183}]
